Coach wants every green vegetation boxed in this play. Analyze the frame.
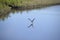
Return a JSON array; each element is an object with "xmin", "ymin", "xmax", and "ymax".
[
  {"xmin": 0, "ymin": 0, "xmax": 32, "ymax": 7},
  {"xmin": 0, "ymin": 0, "xmax": 60, "ymax": 10},
  {"xmin": 0, "ymin": 0, "xmax": 60, "ymax": 8},
  {"xmin": 0, "ymin": 0, "xmax": 60, "ymax": 20},
  {"xmin": 0, "ymin": 0, "xmax": 60, "ymax": 13},
  {"xmin": 0, "ymin": 0, "xmax": 33, "ymax": 15}
]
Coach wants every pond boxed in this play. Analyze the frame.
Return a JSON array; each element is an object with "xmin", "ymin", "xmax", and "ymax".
[{"xmin": 0, "ymin": 5, "xmax": 60, "ymax": 40}]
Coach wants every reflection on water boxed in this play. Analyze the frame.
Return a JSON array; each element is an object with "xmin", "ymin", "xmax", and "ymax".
[
  {"xmin": 0, "ymin": 8, "xmax": 36, "ymax": 21},
  {"xmin": 0, "ymin": 10, "xmax": 10, "ymax": 21},
  {"xmin": 0, "ymin": 9, "xmax": 23, "ymax": 21},
  {"xmin": 0, "ymin": 5, "xmax": 60, "ymax": 40},
  {"xmin": 28, "ymin": 18, "xmax": 35, "ymax": 28}
]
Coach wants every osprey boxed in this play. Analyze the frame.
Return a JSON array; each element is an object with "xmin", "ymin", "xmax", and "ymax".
[{"xmin": 28, "ymin": 18, "xmax": 35, "ymax": 28}]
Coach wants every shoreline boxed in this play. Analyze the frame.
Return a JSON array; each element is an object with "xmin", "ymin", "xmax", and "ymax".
[
  {"xmin": 0, "ymin": 3, "xmax": 60, "ymax": 20},
  {"xmin": 0, "ymin": 0, "xmax": 60, "ymax": 16},
  {"xmin": 0, "ymin": 0, "xmax": 60, "ymax": 10},
  {"xmin": 7, "ymin": 3, "xmax": 60, "ymax": 10}
]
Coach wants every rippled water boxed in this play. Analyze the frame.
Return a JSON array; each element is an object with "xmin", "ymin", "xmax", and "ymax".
[{"xmin": 0, "ymin": 5, "xmax": 60, "ymax": 40}]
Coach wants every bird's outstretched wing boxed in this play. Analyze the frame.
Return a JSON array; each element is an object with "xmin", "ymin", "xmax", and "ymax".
[
  {"xmin": 32, "ymin": 18, "xmax": 35, "ymax": 22},
  {"xmin": 28, "ymin": 18, "xmax": 32, "ymax": 21},
  {"xmin": 28, "ymin": 18, "xmax": 35, "ymax": 22}
]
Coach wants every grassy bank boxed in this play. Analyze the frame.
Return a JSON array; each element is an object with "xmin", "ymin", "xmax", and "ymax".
[
  {"xmin": 0, "ymin": 0, "xmax": 60, "ymax": 20},
  {"xmin": 0, "ymin": 0, "xmax": 60, "ymax": 8},
  {"xmin": 0, "ymin": 0, "xmax": 60, "ymax": 13},
  {"xmin": 0, "ymin": 0, "xmax": 60, "ymax": 9}
]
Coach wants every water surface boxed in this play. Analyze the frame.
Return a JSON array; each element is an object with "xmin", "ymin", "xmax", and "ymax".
[{"xmin": 0, "ymin": 5, "xmax": 60, "ymax": 40}]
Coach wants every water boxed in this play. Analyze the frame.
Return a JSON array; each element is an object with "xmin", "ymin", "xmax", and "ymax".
[{"xmin": 0, "ymin": 5, "xmax": 60, "ymax": 40}]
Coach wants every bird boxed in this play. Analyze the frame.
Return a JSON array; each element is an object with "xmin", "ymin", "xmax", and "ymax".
[
  {"xmin": 28, "ymin": 18, "xmax": 35, "ymax": 28},
  {"xmin": 28, "ymin": 18, "xmax": 35, "ymax": 23}
]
